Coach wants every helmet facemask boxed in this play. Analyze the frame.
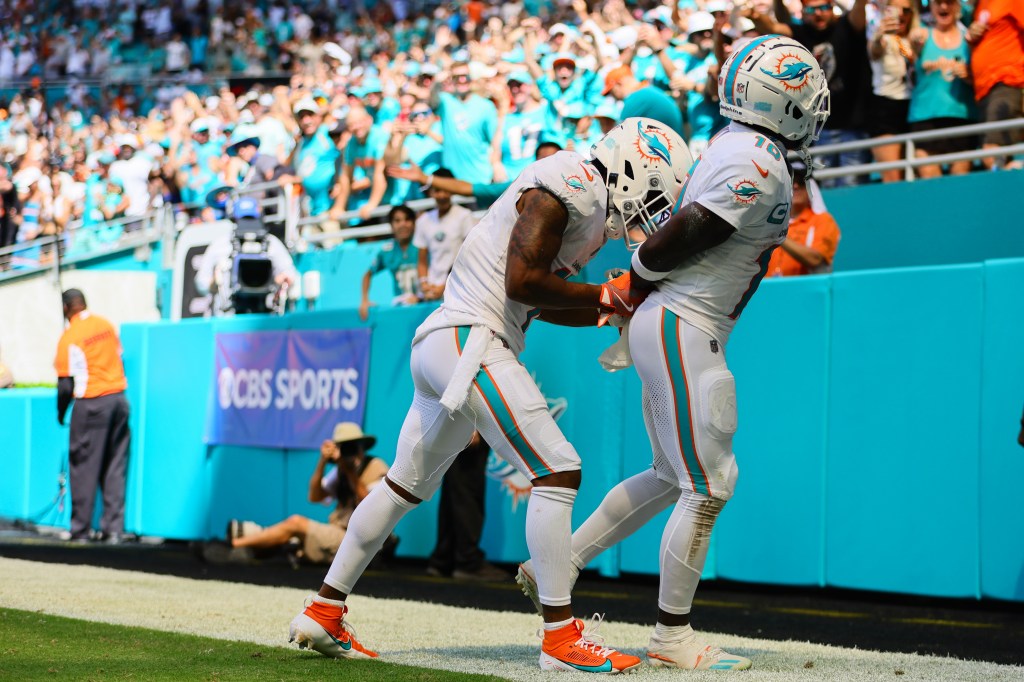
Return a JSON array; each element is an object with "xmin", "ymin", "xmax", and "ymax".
[
  {"xmin": 593, "ymin": 117, "xmax": 692, "ymax": 248},
  {"xmin": 609, "ymin": 172, "xmax": 678, "ymax": 250}
]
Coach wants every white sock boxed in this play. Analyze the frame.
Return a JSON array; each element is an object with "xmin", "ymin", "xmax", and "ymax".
[
  {"xmin": 570, "ymin": 469, "xmax": 678, "ymax": 586},
  {"xmin": 525, "ymin": 486, "xmax": 577, "ymax": 608},
  {"xmin": 654, "ymin": 622, "xmax": 693, "ymax": 642},
  {"xmin": 543, "ymin": 617, "xmax": 575, "ymax": 631},
  {"xmin": 658, "ymin": 491, "xmax": 724, "ymax": 614},
  {"xmin": 323, "ymin": 482, "xmax": 416, "ymax": 594},
  {"xmin": 311, "ymin": 595, "xmax": 345, "ymax": 608}
]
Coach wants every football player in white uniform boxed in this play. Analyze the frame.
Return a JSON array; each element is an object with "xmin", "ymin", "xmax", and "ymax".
[
  {"xmin": 517, "ymin": 36, "xmax": 830, "ymax": 671},
  {"xmin": 289, "ymin": 117, "xmax": 692, "ymax": 674}
]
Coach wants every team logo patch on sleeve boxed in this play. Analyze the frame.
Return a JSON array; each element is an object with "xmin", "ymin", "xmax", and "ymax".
[
  {"xmin": 759, "ymin": 52, "xmax": 814, "ymax": 92},
  {"xmin": 562, "ymin": 174, "xmax": 586, "ymax": 193},
  {"xmin": 727, "ymin": 179, "xmax": 764, "ymax": 204}
]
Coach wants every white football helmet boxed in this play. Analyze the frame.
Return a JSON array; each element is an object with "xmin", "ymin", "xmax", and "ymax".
[
  {"xmin": 590, "ymin": 117, "xmax": 692, "ymax": 249},
  {"xmin": 718, "ymin": 35, "xmax": 830, "ymax": 148}
]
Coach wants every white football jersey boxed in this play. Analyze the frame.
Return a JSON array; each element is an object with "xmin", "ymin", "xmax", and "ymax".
[
  {"xmin": 414, "ymin": 151, "xmax": 607, "ymax": 355},
  {"xmin": 649, "ymin": 122, "xmax": 793, "ymax": 344}
]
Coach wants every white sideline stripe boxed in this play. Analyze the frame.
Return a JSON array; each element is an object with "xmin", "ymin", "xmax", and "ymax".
[{"xmin": 0, "ymin": 558, "xmax": 1019, "ymax": 681}]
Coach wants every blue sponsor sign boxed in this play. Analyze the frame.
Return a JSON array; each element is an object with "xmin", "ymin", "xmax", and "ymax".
[{"xmin": 205, "ymin": 329, "xmax": 371, "ymax": 449}]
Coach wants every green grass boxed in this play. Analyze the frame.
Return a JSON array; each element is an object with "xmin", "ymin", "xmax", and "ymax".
[{"xmin": 0, "ymin": 608, "xmax": 508, "ymax": 681}]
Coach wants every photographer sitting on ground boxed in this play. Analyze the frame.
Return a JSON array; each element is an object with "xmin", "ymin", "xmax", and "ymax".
[{"xmin": 206, "ymin": 423, "xmax": 393, "ymax": 565}]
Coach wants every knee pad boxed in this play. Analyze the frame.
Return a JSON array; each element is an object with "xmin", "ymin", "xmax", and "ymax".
[
  {"xmin": 698, "ymin": 368, "xmax": 737, "ymax": 441},
  {"xmin": 387, "ymin": 449, "xmax": 460, "ymax": 501}
]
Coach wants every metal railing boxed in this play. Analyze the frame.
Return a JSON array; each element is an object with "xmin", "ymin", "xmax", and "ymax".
[
  {"xmin": 3, "ymin": 118, "xmax": 1020, "ymax": 289},
  {"xmin": 295, "ymin": 196, "xmax": 479, "ymax": 249},
  {"xmin": 0, "ymin": 206, "xmax": 174, "ymax": 285},
  {"xmin": 0, "ymin": 69, "xmax": 294, "ymax": 94},
  {"xmin": 808, "ymin": 117, "xmax": 1024, "ymax": 181}
]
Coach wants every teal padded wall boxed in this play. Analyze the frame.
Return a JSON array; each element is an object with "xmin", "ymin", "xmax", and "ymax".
[
  {"xmin": 122, "ymin": 319, "xmax": 215, "ymax": 538},
  {"xmin": 8, "ymin": 257, "xmax": 1024, "ymax": 602},
  {"xmin": 979, "ymin": 259, "xmax": 1024, "ymax": 601},
  {"xmin": 825, "ymin": 265, "xmax": 983, "ymax": 598},
  {"xmin": 714, "ymin": 274, "xmax": 831, "ymax": 586},
  {"xmin": 824, "ymin": 169, "xmax": 1024, "ymax": 271},
  {"xmin": 206, "ymin": 446, "xmax": 289, "ymax": 539},
  {"xmin": 0, "ymin": 394, "xmax": 32, "ymax": 519},
  {"xmin": 294, "ymin": 242, "xmax": 397, "ymax": 311},
  {"xmin": 0, "ymin": 389, "xmax": 70, "ymax": 528}
]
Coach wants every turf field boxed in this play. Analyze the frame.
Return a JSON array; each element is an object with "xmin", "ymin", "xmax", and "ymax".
[
  {"xmin": 0, "ymin": 607, "xmax": 501, "ymax": 681},
  {"xmin": 2, "ymin": 557, "xmax": 1022, "ymax": 681}
]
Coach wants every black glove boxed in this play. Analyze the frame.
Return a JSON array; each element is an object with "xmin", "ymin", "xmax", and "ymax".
[{"xmin": 57, "ymin": 376, "xmax": 74, "ymax": 426}]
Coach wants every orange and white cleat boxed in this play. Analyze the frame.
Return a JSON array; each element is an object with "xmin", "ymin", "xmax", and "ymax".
[
  {"xmin": 289, "ymin": 596, "xmax": 378, "ymax": 659},
  {"xmin": 540, "ymin": 615, "xmax": 642, "ymax": 674},
  {"xmin": 647, "ymin": 626, "xmax": 751, "ymax": 670}
]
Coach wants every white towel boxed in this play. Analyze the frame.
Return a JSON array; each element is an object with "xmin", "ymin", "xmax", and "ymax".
[
  {"xmin": 598, "ymin": 320, "xmax": 633, "ymax": 372},
  {"xmin": 440, "ymin": 325, "xmax": 491, "ymax": 415}
]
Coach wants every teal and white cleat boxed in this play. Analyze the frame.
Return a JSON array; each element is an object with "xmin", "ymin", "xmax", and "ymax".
[
  {"xmin": 515, "ymin": 562, "xmax": 543, "ymax": 616},
  {"xmin": 647, "ymin": 627, "xmax": 751, "ymax": 670}
]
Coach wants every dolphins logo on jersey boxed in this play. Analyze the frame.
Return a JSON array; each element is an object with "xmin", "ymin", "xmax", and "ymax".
[
  {"xmin": 486, "ymin": 390, "xmax": 567, "ymax": 511},
  {"xmin": 562, "ymin": 174, "xmax": 586, "ymax": 193},
  {"xmin": 760, "ymin": 53, "xmax": 814, "ymax": 92},
  {"xmin": 634, "ymin": 121, "xmax": 672, "ymax": 164},
  {"xmin": 727, "ymin": 178, "xmax": 764, "ymax": 204}
]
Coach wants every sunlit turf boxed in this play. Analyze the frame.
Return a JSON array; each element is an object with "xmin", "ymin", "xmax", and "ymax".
[{"xmin": 0, "ymin": 607, "xmax": 509, "ymax": 681}]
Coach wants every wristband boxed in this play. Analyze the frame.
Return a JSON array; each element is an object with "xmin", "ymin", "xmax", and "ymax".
[
  {"xmin": 423, "ymin": 174, "xmax": 434, "ymax": 190},
  {"xmin": 631, "ymin": 247, "xmax": 671, "ymax": 282}
]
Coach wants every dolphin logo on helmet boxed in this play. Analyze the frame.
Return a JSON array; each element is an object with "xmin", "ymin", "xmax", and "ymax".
[
  {"xmin": 718, "ymin": 35, "xmax": 830, "ymax": 148},
  {"xmin": 636, "ymin": 121, "xmax": 672, "ymax": 164},
  {"xmin": 760, "ymin": 60, "xmax": 814, "ymax": 90},
  {"xmin": 590, "ymin": 117, "xmax": 692, "ymax": 249}
]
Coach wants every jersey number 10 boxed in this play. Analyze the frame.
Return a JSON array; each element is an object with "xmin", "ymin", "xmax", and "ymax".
[{"xmin": 753, "ymin": 135, "xmax": 783, "ymax": 161}]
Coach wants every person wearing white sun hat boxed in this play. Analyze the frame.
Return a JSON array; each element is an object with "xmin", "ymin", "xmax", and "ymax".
[{"xmin": 212, "ymin": 422, "xmax": 392, "ymax": 567}]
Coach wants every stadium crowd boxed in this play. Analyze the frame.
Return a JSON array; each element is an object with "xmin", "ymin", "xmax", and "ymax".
[{"xmin": 0, "ymin": 0, "xmax": 1020, "ymax": 262}]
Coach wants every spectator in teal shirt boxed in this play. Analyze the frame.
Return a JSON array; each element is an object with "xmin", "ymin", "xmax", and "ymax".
[
  {"xmin": 189, "ymin": 25, "xmax": 208, "ymax": 69},
  {"xmin": 649, "ymin": 12, "xmax": 727, "ymax": 157},
  {"xmin": 359, "ymin": 204, "xmax": 421, "ymax": 320},
  {"xmin": 383, "ymin": 100, "xmax": 444, "ymax": 204},
  {"xmin": 602, "ymin": 65, "xmax": 684, "ymax": 137},
  {"xmin": 430, "ymin": 61, "xmax": 499, "ymax": 183},
  {"xmin": 525, "ymin": 39, "xmax": 600, "ymax": 126},
  {"xmin": 358, "ymin": 78, "xmax": 401, "ymax": 126},
  {"xmin": 190, "ymin": 118, "xmax": 223, "ymax": 168},
  {"xmin": 331, "ymin": 107, "xmax": 390, "ymax": 221},
  {"xmin": 388, "ymin": 139, "xmax": 562, "ymax": 209},
  {"xmin": 282, "ymin": 97, "xmax": 339, "ymax": 217},
  {"xmin": 558, "ymin": 102, "xmax": 603, "ymax": 153},
  {"xmin": 81, "ymin": 153, "xmax": 115, "ymax": 229},
  {"xmin": 146, "ymin": 37, "xmax": 166, "ymax": 73},
  {"xmin": 497, "ymin": 71, "xmax": 549, "ymax": 181}
]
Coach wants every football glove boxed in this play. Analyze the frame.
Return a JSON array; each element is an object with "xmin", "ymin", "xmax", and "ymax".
[{"xmin": 598, "ymin": 271, "xmax": 646, "ymax": 327}]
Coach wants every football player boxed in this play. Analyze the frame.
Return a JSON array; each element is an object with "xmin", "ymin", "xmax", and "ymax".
[
  {"xmin": 289, "ymin": 117, "xmax": 692, "ymax": 674},
  {"xmin": 517, "ymin": 35, "xmax": 831, "ymax": 671}
]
